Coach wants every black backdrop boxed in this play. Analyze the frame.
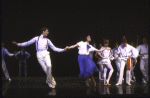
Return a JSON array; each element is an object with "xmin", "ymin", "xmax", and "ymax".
[{"xmin": 1, "ymin": 0, "xmax": 149, "ymax": 80}]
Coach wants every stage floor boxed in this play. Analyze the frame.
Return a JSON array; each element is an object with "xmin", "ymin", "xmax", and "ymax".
[{"xmin": 1, "ymin": 77, "xmax": 149, "ymax": 97}]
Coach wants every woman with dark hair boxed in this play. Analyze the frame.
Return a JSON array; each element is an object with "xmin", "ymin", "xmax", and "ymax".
[{"xmin": 67, "ymin": 35, "xmax": 104, "ymax": 87}]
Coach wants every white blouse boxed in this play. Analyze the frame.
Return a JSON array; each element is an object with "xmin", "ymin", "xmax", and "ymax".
[{"xmin": 77, "ymin": 41, "xmax": 96, "ymax": 55}]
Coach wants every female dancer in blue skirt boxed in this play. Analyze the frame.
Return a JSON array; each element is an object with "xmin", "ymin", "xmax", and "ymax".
[{"xmin": 67, "ymin": 35, "xmax": 104, "ymax": 87}]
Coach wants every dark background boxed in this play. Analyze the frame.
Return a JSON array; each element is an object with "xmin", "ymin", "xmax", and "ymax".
[{"xmin": 1, "ymin": 0, "xmax": 149, "ymax": 81}]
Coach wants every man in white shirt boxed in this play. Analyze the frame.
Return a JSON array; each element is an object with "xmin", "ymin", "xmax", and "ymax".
[
  {"xmin": 112, "ymin": 42, "xmax": 124, "ymax": 83},
  {"xmin": 12, "ymin": 27, "xmax": 68, "ymax": 88},
  {"xmin": 136, "ymin": 38, "xmax": 149, "ymax": 83},
  {"xmin": 116, "ymin": 38, "xmax": 139, "ymax": 85}
]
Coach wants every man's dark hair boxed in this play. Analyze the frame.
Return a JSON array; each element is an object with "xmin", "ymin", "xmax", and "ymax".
[
  {"xmin": 114, "ymin": 42, "xmax": 119, "ymax": 46},
  {"xmin": 41, "ymin": 27, "xmax": 49, "ymax": 33}
]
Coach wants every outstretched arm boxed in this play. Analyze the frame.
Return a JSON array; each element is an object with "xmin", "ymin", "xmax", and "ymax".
[
  {"xmin": 48, "ymin": 40, "xmax": 66, "ymax": 52},
  {"xmin": 12, "ymin": 37, "xmax": 37, "ymax": 47},
  {"xmin": 68, "ymin": 44, "xmax": 79, "ymax": 49},
  {"xmin": 4, "ymin": 49, "xmax": 14, "ymax": 57},
  {"xmin": 94, "ymin": 47, "xmax": 105, "ymax": 52}
]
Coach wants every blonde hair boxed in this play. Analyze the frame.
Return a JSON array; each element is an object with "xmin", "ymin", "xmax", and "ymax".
[{"xmin": 104, "ymin": 39, "xmax": 109, "ymax": 44}]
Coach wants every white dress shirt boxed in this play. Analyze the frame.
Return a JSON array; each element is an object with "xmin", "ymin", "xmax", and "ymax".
[
  {"xmin": 136, "ymin": 44, "xmax": 148, "ymax": 59},
  {"xmin": 118, "ymin": 44, "xmax": 139, "ymax": 59},
  {"xmin": 112, "ymin": 48, "xmax": 119, "ymax": 58},
  {"xmin": 18, "ymin": 34, "xmax": 65, "ymax": 52}
]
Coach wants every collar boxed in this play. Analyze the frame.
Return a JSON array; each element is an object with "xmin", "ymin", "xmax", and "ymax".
[
  {"xmin": 40, "ymin": 34, "xmax": 47, "ymax": 38},
  {"xmin": 121, "ymin": 44, "xmax": 128, "ymax": 48},
  {"xmin": 40, "ymin": 34, "xmax": 44, "ymax": 38}
]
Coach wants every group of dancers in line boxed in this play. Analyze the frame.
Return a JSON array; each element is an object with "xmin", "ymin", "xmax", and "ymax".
[{"xmin": 1, "ymin": 27, "xmax": 148, "ymax": 88}]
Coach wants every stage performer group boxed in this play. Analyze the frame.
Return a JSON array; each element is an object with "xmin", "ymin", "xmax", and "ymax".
[{"xmin": 1, "ymin": 27, "xmax": 149, "ymax": 88}]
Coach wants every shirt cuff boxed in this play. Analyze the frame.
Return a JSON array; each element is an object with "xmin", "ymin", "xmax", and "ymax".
[{"xmin": 18, "ymin": 43, "xmax": 21, "ymax": 46}]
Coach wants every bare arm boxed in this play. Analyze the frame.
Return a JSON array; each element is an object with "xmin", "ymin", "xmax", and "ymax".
[
  {"xmin": 68, "ymin": 44, "xmax": 79, "ymax": 49},
  {"xmin": 95, "ymin": 53, "xmax": 102, "ymax": 60},
  {"xmin": 95, "ymin": 47, "xmax": 105, "ymax": 52}
]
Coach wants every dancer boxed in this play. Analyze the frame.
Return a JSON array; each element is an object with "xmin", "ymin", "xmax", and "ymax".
[
  {"xmin": 95, "ymin": 44, "xmax": 104, "ymax": 80},
  {"xmin": 98, "ymin": 39, "xmax": 114, "ymax": 85},
  {"xmin": 130, "ymin": 42, "xmax": 137, "ymax": 82},
  {"xmin": 1, "ymin": 42, "xmax": 15, "ymax": 81},
  {"xmin": 15, "ymin": 47, "xmax": 30, "ymax": 77},
  {"xmin": 136, "ymin": 37, "xmax": 149, "ymax": 83},
  {"xmin": 112, "ymin": 42, "xmax": 124, "ymax": 83},
  {"xmin": 115, "ymin": 38, "xmax": 139, "ymax": 86},
  {"xmin": 12, "ymin": 27, "xmax": 68, "ymax": 88},
  {"xmin": 67, "ymin": 35, "xmax": 104, "ymax": 87}
]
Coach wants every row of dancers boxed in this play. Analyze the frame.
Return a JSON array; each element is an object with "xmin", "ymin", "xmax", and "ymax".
[
  {"xmin": 1, "ymin": 27, "xmax": 149, "ymax": 88},
  {"xmin": 94, "ymin": 37, "xmax": 148, "ymax": 86}
]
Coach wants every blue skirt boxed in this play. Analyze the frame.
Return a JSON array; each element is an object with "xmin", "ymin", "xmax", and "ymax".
[{"xmin": 78, "ymin": 55, "xmax": 98, "ymax": 77}]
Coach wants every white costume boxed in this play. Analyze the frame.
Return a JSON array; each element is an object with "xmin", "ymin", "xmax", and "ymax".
[
  {"xmin": 100, "ymin": 47, "xmax": 114, "ymax": 85},
  {"xmin": 116, "ymin": 44, "xmax": 139, "ymax": 85},
  {"xmin": 136, "ymin": 44, "xmax": 149, "ymax": 83},
  {"xmin": 18, "ymin": 34, "xmax": 65, "ymax": 88}
]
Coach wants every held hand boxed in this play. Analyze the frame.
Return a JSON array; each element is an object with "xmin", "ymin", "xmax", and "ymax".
[
  {"xmin": 12, "ymin": 41, "xmax": 18, "ymax": 46},
  {"xmin": 128, "ymin": 56, "xmax": 131, "ymax": 59},
  {"xmin": 64, "ymin": 46, "xmax": 70, "ymax": 51},
  {"xmin": 14, "ymin": 51, "xmax": 17, "ymax": 55}
]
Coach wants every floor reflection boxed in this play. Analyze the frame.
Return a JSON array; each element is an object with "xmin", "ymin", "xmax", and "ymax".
[
  {"xmin": 142, "ymin": 84, "xmax": 148, "ymax": 93},
  {"xmin": 2, "ymin": 81, "xmax": 11, "ymax": 96},
  {"xmin": 116, "ymin": 85, "xmax": 123, "ymax": 94},
  {"xmin": 1, "ymin": 77, "xmax": 149, "ymax": 96},
  {"xmin": 86, "ymin": 87, "xmax": 97, "ymax": 95},
  {"xmin": 47, "ymin": 88, "xmax": 56, "ymax": 96},
  {"xmin": 98, "ymin": 81, "xmax": 111, "ymax": 94}
]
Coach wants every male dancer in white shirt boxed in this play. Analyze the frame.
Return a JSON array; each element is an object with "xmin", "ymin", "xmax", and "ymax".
[
  {"xmin": 116, "ymin": 38, "xmax": 139, "ymax": 85},
  {"xmin": 12, "ymin": 27, "xmax": 68, "ymax": 88},
  {"xmin": 112, "ymin": 42, "xmax": 124, "ymax": 83},
  {"xmin": 136, "ymin": 38, "xmax": 149, "ymax": 83}
]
